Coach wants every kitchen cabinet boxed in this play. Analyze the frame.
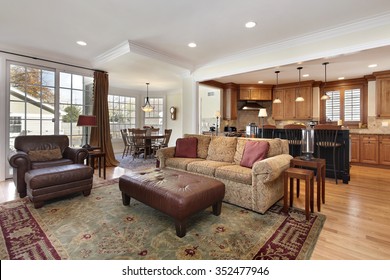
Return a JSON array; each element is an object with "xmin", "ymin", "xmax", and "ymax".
[
  {"xmin": 350, "ymin": 134, "xmax": 360, "ymax": 163},
  {"xmin": 239, "ymin": 85, "xmax": 272, "ymax": 101},
  {"xmin": 379, "ymin": 135, "xmax": 390, "ymax": 165},
  {"xmin": 272, "ymin": 82, "xmax": 313, "ymax": 120},
  {"xmin": 360, "ymin": 135, "xmax": 379, "ymax": 164},
  {"xmin": 223, "ymin": 83, "xmax": 238, "ymax": 120},
  {"xmin": 375, "ymin": 71, "xmax": 390, "ymax": 118}
]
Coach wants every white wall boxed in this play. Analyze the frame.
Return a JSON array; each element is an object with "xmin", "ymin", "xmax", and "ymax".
[{"xmin": 166, "ymin": 90, "xmax": 182, "ymax": 146}]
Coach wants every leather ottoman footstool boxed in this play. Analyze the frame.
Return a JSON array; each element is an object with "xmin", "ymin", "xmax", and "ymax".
[
  {"xmin": 119, "ymin": 168, "xmax": 225, "ymax": 237},
  {"xmin": 25, "ymin": 164, "xmax": 94, "ymax": 208}
]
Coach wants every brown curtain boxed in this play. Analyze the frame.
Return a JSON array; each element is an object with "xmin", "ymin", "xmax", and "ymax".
[{"xmin": 90, "ymin": 71, "xmax": 119, "ymax": 167}]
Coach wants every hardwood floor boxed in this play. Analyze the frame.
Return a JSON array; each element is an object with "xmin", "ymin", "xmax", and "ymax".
[{"xmin": 1, "ymin": 164, "xmax": 389, "ymax": 260}]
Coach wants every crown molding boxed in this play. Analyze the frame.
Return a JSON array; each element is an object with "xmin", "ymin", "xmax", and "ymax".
[
  {"xmin": 197, "ymin": 12, "xmax": 390, "ymax": 70},
  {"xmin": 93, "ymin": 41, "xmax": 130, "ymax": 66}
]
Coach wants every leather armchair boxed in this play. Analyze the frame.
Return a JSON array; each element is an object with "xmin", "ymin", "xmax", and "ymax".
[{"xmin": 8, "ymin": 135, "xmax": 89, "ymax": 198}]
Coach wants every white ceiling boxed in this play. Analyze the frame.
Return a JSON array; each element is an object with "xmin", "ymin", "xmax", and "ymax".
[{"xmin": 1, "ymin": 0, "xmax": 390, "ymax": 92}]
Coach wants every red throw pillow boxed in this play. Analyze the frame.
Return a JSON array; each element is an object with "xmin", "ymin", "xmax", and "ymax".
[
  {"xmin": 174, "ymin": 137, "xmax": 198, "ymax": 158},
  {"xmin": 240, "ymin": 141, "xmax": 270, "ymax": 168}
]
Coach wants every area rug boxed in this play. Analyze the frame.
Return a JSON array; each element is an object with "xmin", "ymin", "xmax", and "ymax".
[
  {"xmin": 0, "ymin": 179, "xmax": 325, "ymax": 260},
  {"xmin": 117, "ymin": 154, "xmax": 157, "ymax": 171}
]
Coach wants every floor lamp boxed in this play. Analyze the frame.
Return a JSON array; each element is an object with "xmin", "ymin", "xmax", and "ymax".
[
  {"xmin": 77, "ymin": 115, "xmax": 97, "ymax": 150},
  {"xmin": 258, "ymin": 109, "xmax": 267, "ymax": 138},
  {"xmin": 215, "ymin": 110, "xmax": 221, "ymax": 136}
]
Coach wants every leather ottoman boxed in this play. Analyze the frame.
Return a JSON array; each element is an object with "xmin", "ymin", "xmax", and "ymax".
[
  {"xmin": 25, "ymin": 164, "xmax": 94, "ymax": 208},
  {"xmin": 119, "ymin": 168, "xmax": 225, "ymax": 237}
]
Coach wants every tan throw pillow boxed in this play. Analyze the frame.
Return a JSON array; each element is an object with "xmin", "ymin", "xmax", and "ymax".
[
  {"xmin": 206, "ymin": 136, "xmax": 237, "ymax": 163},
  {"xmin": 28, "ymin": 147, "xmax": 63, "ymax": 161},
  {"xmin": 184, "ymin": 134, "xmax": 211, "ymax": 159}
]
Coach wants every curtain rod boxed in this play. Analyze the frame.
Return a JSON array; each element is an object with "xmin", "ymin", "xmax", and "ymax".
[{"xmin": 0, "ymin": 50, "xmax": 106, "ymax": 73}]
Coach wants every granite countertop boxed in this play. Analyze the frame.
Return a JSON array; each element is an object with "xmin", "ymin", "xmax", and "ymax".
[{"xmin": 349, "ymin": 128, "xmax": 390, "ymax": 135}]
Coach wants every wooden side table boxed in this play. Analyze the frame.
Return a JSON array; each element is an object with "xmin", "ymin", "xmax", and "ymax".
[
  {"xmin": 283, "ymin": 167, "xmax": 314, "ymax": 221},
  {"xmin": 290, "ymin": 157, "xmax": 326, "ymax": 212},
  {"xmin": 87, "ymin": 149, "xmax": 106, "ymax": 179}
]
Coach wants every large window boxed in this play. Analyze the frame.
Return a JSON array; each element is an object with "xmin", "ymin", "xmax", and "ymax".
[
  {"xmin": 108, "ymin": 95, "xmax": 137, "ymax": 139},
  {"xmin": 8, "ymin": 62, "xmax": 94, "ymax": 152},
  {"xmin": 144, "ymin": 97, "xmax": 164, "ymax": 131},
  {"xmin": 321, "ymin": 79, "xmax": 366, "ymax": 126}
]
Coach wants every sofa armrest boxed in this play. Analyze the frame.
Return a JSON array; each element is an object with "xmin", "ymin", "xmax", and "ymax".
[
  {"xmin": 156, "ymin": 147, "xmax": 175, "ymax": 168},
  {"xmin": 63, "ymin": 147, "xmax": 89, "ymax": 163},
  {"xmin": 8, "ymin": 150, "xmax": 31, "ymax": 197},
  {"xmin": 252, "ymin": 154, "xmax": 292, "ymax": 183}
]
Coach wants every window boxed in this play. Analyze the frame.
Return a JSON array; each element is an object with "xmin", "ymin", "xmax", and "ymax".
[
  {"xmin": 321, "ymin": 79, "xmax": 366, "ymax": 126},
  {"xmin": 108, "ymin": 95, "xmax": 136, "ymax": 139},
  {"xmin": 144, "ymin": 97, "xmax": 164, "ymax": 131},
  {"xmin": 59, "ymin": 72, "xmax": 94, "ymax": 147},
  {"xmin": 8, "ymin": 62, "xmax": 94, "ymax": 152}
]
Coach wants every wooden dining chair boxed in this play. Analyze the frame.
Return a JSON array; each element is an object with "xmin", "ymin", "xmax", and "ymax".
[
  {"xmin": 130, "ymin": 129, "xmax": 150, "ymax": 159},
  {"xmin": 120, "ymin": 129, "xmax": 132, "ymax": 158}
]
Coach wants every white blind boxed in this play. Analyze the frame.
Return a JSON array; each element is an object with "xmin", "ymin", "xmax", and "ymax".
[
  {"xmin": 325, "ymin": 90, "xmax": 340, "ymax": 121},
  {"xmin": 344, "ymin": 89, "xmax": 361, "ymax": 121}
]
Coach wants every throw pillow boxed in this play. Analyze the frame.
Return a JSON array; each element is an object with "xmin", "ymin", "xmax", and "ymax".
[
  {"xmin": 28, "ymin": 147, "xmax": 63, "ymax": 162},
  {"xmin": 240, "ymin": 141, "xmax": 270, "ymax": 168},
  {"xmin": 174, "ymin": 137, "xmax": 198, "ymax": 158}
]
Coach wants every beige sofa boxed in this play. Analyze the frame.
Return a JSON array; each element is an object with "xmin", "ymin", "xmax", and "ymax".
[{"xmin": 156, "ymin": 134, "xmax": 292, "ymax": 214}]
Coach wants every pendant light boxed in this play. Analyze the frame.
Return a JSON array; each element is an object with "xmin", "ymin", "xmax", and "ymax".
[
  {"xmin": 295, "ymin": 67, "xmax": 304, "ymax": 102},
  {"xmin": 273, "ymin": 70, "xmax": 282, "ymax": 104},
  {"xmin": 321, "ymin": 62, "xmax": 331, "ymax": 100},
  {"xmin": 141, "ymin": 82, "xmax": 154, "ymax": 112}
]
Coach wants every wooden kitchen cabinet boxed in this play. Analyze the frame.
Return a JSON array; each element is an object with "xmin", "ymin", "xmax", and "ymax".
[
  {"xmin": 375, "ymin": 71, "xmax": 390, "ymax": 118},
  {"xmin": 350, "ymin": 134, "xmax": 360, "ymax": 163},
  {"xmin": 360, "ymin": 135, "xmax": 379, "ymax": 164},
  {"xmin": 239, "ymin": 85, "xmax": 272, "ymax": 101},
  {"xmin": 223, "ymin": 83, "xmax": 238, "ymax": 120},
  {"xmin": 272, "ymin": 82, "xmax": 313, "ymax": 120},
  {"xmin": 379, "ymin": 135, "xmax": 390, "ymax": 165}
]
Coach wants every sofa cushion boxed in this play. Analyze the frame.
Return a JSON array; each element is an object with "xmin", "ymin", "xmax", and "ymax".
[
  {"xmin": 234, "ymin": 138, "xmax": 282, "ymax": 164},
  {"xmin": 28, "ymin": 147, "xmax": 63, "ymax": 162},
  {"xmin": 175, "ymin": 137, "xmax": 198, "ymax": 158},
  {"xmin": 206, "ymin": 136, "xmax": 237, "ymax": 163},
  {"xmin": 240, "ymin": 141, "xmax": 270, "ymax": 168},
  {"xmin": 187, "ymin": 160, "xmax": 234, "ymax": 177},
  {"xmin": 184, "ymin": 134, "xmax": 211, "ymax": 159},
  {"xmin": 165, "ymin": 157, "xmax": 204, "ymax": 171},
  {"xmin": 215, "ymin": 164, "xmax": 252, "ymax": 185}
]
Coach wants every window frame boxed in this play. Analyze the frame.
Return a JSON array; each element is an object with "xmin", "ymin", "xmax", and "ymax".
[
  {"xmin": 143, "ymin": 97, "xmax": 165, "ymax": 131},
  {"xmin": 320, "ymin": 78, "xmax": 368, "ymax": 127},
  {"xmin": 108, "ymin": 94, "xmax": 137, "ymax": 140}
]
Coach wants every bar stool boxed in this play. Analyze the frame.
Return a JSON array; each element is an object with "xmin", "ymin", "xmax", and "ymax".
[{"xmin": 283, "ymin": 167, "xmax": 314, "ymax": 220}]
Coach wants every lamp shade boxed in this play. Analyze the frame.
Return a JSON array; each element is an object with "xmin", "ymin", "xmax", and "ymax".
[
  {"xmin": 215, "ymin": 110, "xmax": 221, "ymax": 118},
  {"xmin": 77, "ymin": 115, "xmax": 97, "ymax": 126},
  {"xmin": 258, "ymin": 108, "xmax": 267, "ymax": 117}
]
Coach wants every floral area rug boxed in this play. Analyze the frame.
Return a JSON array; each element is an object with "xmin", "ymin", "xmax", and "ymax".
[{"xmin": 0, "ymin": 180, "xmax": 325, "ymax": 260}]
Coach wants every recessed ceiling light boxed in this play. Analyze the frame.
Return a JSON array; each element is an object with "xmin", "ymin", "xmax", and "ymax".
[
  {"xmin": 188, "ymin": 42, "xmax": 197, "ymax": 48},
  {"xmin": 258, "ymin": 81, "xmax": 264, "ymax": 84},
  {"xmin": 245, "ymin": 21, "xmax": 256, "ymax": 28},
  {"xmin": 76, "ymin": 41, "xmax": 87, "ymax": 46},
  {"xmin": 368, "ymin": 64, "xmax": 378, "ymax": 68},
  {"xmin": 338, "ymin": 77, "xmax": 345, "ymax": 80}
]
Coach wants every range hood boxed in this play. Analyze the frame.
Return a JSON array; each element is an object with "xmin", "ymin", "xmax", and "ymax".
[{"xmin": 239, "ymin": 101, "xmax": 264, "ymax": 110}]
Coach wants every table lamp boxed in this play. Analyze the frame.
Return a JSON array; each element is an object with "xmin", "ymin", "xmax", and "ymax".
[
  {"xmin": 258, "ymin": 108, "xmax": 267, "ymax": 138},
  {"xmin": 77, "ymin": 115, "xmax": 97, "ymax": 150}
]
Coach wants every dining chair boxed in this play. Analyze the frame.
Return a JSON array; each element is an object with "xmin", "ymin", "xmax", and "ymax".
[
  {"xmin": 314, "ymin": 124, "xmax": 342, "ymax": 184},
  {"xmin": 130, "ymin": 129, "xmax": 150, "ymax": 159},
  {"xmin": 284, "ymin": 124, "xmax": 306, "ymax": 157},
  {"xmin": 159, "ymin": 129, "xmax": 172, "ymax": 148},
  {"xmin": 120, "ymin": 129, "xmax": 132, "ymax": 158}
]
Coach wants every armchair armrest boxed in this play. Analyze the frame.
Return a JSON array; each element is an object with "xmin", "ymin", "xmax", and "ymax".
[
  {"xmin": 156, "ymin": 147, "xmax": 175, "ymax": 168},
  {"xmin": 252, "ymin": 154, "xmax": 292, "ymax": 183},
  {"xmin": 63, "ymin": 147, "xmax": 89, "ymax": 164},
  {"xmin": 8, "ymin": 150, "xmax": 31, "ymax": 198}
]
